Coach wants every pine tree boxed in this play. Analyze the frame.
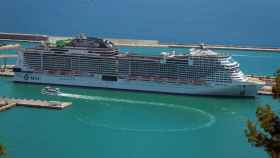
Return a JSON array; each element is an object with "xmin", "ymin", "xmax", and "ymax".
[
  {"xmin": 245, "ymin": 69, "xmax": 280, "ymax": 158},
  {"xmin": 0, "ymin": 144, "xmax": 6, "ymax": 157},
  {"xmin": 245, "ymin": 105, "xmax": 280, "ymax": 158}
]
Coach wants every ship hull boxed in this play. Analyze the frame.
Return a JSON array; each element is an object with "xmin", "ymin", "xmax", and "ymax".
[{"xmin": 13, "ymin": 72, "xmax": 257, "ymax": 97}]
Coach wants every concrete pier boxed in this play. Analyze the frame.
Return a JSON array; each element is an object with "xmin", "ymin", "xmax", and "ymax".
[
  {"xmin": 257, "ymin": 86, "xmax": 273, "ymax": 95},
  {"xmin": 1, "ymin": 32, "xmax": 280, "ymax": 52},
  {"xmin": 0, "ymin": 70, "xmax": 14, "ymax": 77},
  {"xmin": 0, "ymin": 32, "xmax": 48, "ymax": 42},
  {"xmin": 0, "ymin": 102, "xmax": 16, "ymax": 112},
  {"xmin": 0, "ymin": 44, "xmax": 20, "ymax": 50},
  {"xmin": 0, "ymin": 55, "xmax": 18, "ymax": 59},
  {"xmin": 0, "ymin": 96, "xmax": 72, "ymax": 112},
  {"xmin": 0, "ymin": 64, "xmax": 15, "ymax": 77},
  {"xmin": 246, "ymin": 75, "xmax": 275, "ymax": 95}
]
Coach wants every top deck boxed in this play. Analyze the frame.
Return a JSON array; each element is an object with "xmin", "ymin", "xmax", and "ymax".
[{"xmin": 25, "ymin": 42, "xmax": 230, "ymax": 61}]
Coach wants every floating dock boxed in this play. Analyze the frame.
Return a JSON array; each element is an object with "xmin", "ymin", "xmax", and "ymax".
[
  {"xmin": 0, "ymin": 96, "xmax": 72, "ymax": 112},
  {"xmin": 1, "ymin": 32, "xmax": 280, "ymax": 52}
]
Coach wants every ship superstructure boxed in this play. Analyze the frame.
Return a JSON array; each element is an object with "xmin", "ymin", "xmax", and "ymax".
[{"xmin": 13, "ymin": 35, "xmax": 257, "ymax": 97}]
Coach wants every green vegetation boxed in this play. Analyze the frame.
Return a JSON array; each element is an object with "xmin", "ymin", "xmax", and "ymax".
[
  {"xmin": 245, "ymin": 106, "xmax": 280, "ymax": 158},
  {"xmin": 245, "ymin": 69, "xmax": 280, "ymax": 158},
  {"xmin": 55, "ymin": 39, "xmax": 72, "ymax": 48}
]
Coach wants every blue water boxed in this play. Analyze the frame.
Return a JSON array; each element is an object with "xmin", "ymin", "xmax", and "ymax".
[
  {"xmin": 1, "ymin": 0, "xmax": 280, "ymax": 46},
  {"xmin": 1, "ymin": 43, "xmax": 280, "ymax": 158},
  {"xmin": 1, "ymin": 1, "xmax": 280, "ymax": 158}
]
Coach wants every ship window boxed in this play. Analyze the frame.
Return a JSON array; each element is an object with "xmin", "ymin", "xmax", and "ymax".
[
  {"xmin": 102, "ymin": 75, "xmax": 118, "ymax": 81},
  {"xmin": 13, "ymin": 68, "xmax": 22, "ymax": 72}
]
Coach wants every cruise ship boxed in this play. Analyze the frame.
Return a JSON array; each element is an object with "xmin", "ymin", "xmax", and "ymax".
[{"xmin": 13, "ymin": 35, "xmax": 258, "ymax": 97}]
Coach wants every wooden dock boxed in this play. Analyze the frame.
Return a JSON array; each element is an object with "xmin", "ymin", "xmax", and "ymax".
[{"xmin": 0, "ymin": 96, "xmax": 72, "ymax": 112}]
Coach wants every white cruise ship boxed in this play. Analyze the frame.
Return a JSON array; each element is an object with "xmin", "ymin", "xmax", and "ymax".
[{"xmin": 13, "ymin": 35, "xmax": 258, "ymax": 97}]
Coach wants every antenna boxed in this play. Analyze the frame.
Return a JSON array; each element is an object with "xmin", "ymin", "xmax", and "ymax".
[{"xmin": 199, "ymin": 43, "xmax": 206, "ymax": 49}]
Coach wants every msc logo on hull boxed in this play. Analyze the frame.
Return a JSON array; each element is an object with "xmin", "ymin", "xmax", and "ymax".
[{"xmin": 23, "ymin": 73, "xmax": 40, "ymax": 81}]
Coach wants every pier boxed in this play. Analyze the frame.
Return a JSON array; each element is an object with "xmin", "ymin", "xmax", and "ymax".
[
  {"xmin": 0, "ymin": 44, "xmax": 18, "ymax": 77},
  {"xmin": 0, "ymin": 96, "xmax": 72, "ymax": 112},
  {"xmin": 0, "ymin": 32, "xmax": 48, "ymax": 42},
  {"xmin": 247, "ymin": 75, "xmax": 275, "ymax": 95},
  {"xmin": 0, "ymin": 48, "xmax": 17, "ymax": 76},
  {"xmin": 0, "ymin": 44, "xmax": 20, "ymax": 50},
  {"xmin": 257, "ymin": 86, "xmax": 273, "ymax": 95},
  {"xmin": 1, "ymin": 32, "xmax": 280, "ymax": 52}
]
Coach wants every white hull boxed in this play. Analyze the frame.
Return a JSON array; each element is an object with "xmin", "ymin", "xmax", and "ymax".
[{"xmin": 13, "ymin": 72, "xmax": 257, "ymax": 97}]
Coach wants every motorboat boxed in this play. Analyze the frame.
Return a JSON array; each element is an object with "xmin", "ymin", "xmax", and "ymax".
[{"xmin": 41, "ymin": 86, "xmax": 62, "ymax": 96}]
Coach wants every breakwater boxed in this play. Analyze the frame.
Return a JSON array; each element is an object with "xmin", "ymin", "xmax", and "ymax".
[
  {"xmin": 1, "ymin": 32, "xmax": 280, "ymax": 52},
  {"xmin": 0, "ymin": 32, "xmax": 48, "ymax": 42},
  {"xmin": 0, "ymin": 44, "xmax": 20, "ymax": 50}
]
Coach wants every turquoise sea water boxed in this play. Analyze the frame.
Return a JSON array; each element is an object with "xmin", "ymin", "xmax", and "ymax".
[
  {"xmin": 1, "ymin": 0, "xmax": 280, "ymax": 157},
  {"xmin": 1, "ymin": 45, "xmax": 280, "ymax": 158}
]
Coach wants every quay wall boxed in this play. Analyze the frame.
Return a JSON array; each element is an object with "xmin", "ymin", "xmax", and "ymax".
[
  {"xmin": 106, "ymin": 38, "xmax": 160, "ymax": 46},
  {"xmin": 0, "ymin": 32, "xmax": 280, "ymax": 52},
  {"xmin": 0, "ymin": 32, "xmax": 48, "ymax": 42}
]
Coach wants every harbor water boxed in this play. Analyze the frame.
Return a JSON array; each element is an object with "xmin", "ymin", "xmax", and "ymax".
[
  {"xmin": 1, "ymin": 0, "xmax": 280, "ymax": 157},
  {"xmin": 1, "ymin": 45, "xmax": 280, "ymax": 157}
]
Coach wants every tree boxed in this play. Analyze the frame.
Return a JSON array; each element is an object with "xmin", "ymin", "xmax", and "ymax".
[
  {"xmin": 0, "ymin": 144, "xmax": 7, "ymax": 157},
  {"xmin": 245, "ymin": 69, "xmax": 280, "ymax": 158},
  {"xmin": 245, "ymin": 105, "xmax": 280, "ymax": 158}
]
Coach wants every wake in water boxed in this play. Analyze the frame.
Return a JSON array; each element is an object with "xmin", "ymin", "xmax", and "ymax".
[
  {"xmin": 58, "ymin": 92, "xmax": 216, "ymax": 133},
  {"xmin": 232, "ymin": 54, "xmax": 250, "ymax": 57}
]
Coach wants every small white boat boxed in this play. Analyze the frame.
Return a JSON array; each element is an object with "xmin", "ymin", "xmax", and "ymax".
[{"xmin": 41, "ymin": 86, "xmax": 62, "ymax": 96}]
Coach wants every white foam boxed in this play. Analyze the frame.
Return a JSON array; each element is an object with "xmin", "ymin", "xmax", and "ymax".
[
  {"xmin": 232, "ymin": 54, "xmax": 250, "ymax": 57},
  {"xmin": 59, "ymin": 93, "xmax": 216, "ymax": 133}
]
